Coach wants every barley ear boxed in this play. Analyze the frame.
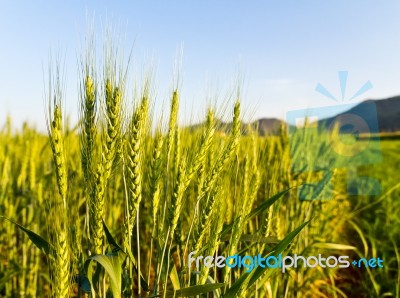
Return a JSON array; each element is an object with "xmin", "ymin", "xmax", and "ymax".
[
  {"xmin": 49, "ymin": 105, "xmax": 68, "ymax": 207},
  {"xmin": 124, "ymin": 96, "xmax": 148, "ymax": 246},
  {"xmin": 150, "ymin": 131, "xmax": 164, "ymax": 229},
  {"xmin": 80, "ymin": 74, "xmax": 97, "ymax": 185}
]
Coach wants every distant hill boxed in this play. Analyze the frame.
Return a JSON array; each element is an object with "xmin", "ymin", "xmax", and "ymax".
[
  {"xmin": 187, "ymin": 96, "xmax": 400, "ymax": 136},
  {"xmin": 250, "ymin": 118, "xmax": 286, "ymax": 136},
  {"xmin": 318, "ymin": 96, "xmax": 400, "ymax": 133},
  {"xmin": 187, "ymin": 117, "xmax": 287, "ymax": 136}
]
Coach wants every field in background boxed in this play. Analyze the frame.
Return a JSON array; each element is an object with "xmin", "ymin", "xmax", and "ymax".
[
  {"xmin": 0, "ymin": 113, "xmax": 398, "ymax": 297},
  {"xmin": 0, "ymin": 39, "xmax": 399, "ymax": 297}
]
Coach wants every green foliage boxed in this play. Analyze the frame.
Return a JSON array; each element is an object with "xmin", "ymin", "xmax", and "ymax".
[{"xmin": 0, "ymin": 36, "xmax": 399, "ymax": 298}]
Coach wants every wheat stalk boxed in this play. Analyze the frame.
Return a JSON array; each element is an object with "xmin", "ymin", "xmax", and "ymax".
[
  {"xmin": 124, "ymin": 96, "xmax": 148, "ymax": 247},
  {"xmin": 90, "ymin": 78, "xmax": 124, "ymax": 254},
  {"xmin": 46, "ymin": 64, "xmax": 71, "ymax": 297}
]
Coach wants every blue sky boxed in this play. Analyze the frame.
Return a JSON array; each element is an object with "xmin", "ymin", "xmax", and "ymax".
[{"xmin": 1, "ymin": 1, "xmax": 400, "ymax": 129}]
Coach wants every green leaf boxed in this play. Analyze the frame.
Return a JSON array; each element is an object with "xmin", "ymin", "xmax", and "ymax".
[
  {"xmin": 103, "ymin": 220, "xmax": 149, "ymax": 291},
  {"xmin": 220, "ymin": 188, "xmax": 291, "ymax": 239},
  {"xmin": 196, "ymin": 189, "xmax": 291, "ymax": 263},
  {"xmin": 246, "ymin": 188, "xmax": 291, "ymax": 220},
  {"xmin": 205, "ymin": 275, "xmax": 222, "ymax": 298},
  {"xmin": 169, "ymin": 264, "xmax": 180, "ymax": 290},
  {"xmin": 299, "ymin": 170, "xmax": 333, "ymax": 201},
  {"xmin": 85, "ymin": 251, "xmax": 126, "ymax": 298},
  {"xmin": 0, "ymin": 216, "xmax": 53, "ymax": 255},
  {"xmin": 223, "ymin": 220, "xmax": 310, "ymax": 298},
  {"xmin": 103, "ymin": 220, "xmax": 123, "ymax": 252},
  {"xmin": 312, "ymin": 242, "xmax": 356, "ymax": 251}
]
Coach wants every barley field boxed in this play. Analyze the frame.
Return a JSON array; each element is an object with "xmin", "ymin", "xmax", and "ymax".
[{"xmin": 0, "ymin": 40, "xmax": 399, "ymax": 298}]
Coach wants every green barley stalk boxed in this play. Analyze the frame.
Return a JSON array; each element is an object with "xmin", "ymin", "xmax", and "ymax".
[
  {"xmin": 90, "ymin": 78, "xmax": 123, "ymax": 255},
  {"xmin": 199, "ymin": 191, "xmax": 225, "ymax": 284},
  {"xmin": 47, "ymin": 67, "xmax": 71, "ymax": 297},
  {"xmin": 197, "ymin": 108, "xmax": 215, "ymax": 192},
  {"xmin": 168, "ymin": 157, "xmax": 187, "ymax": 243},
  {"xmin": 147, "ymin": 130, "xmax": 164, "ymax": 285},
  {"xmin": 223, "ymin": 157, "xmax": 260, "ymax": 288},
  {"xmin": 185, "ymin": 127, "xmax": 215, "ymax": 187},
  {"xmin": 51, "ymin": 221, "xmax": 70, "ymax": 298},
  {"xmin": 48, "ymin": 101, "xmax": 68, "ymax": 207},
  {"xmin": 167, "ymin": 90, "xmax": 179, "ymax": 162},
  {"xmin": 121, "ymin": 93, "xmax": 148, "ymax": 297},
  {"xmin": 150, "ymin": 131, "xmax": 164, "ymax": 228},
  {"xmin": 228, "ymin": 157, "xmax": 260, "ymax": 258},
  {"xmin": 159, "ymin": 90, "xmax": 179, "ymax": 236},
  {"xmin": 195, "ymin": 101, "xmax": 241, "ymax": 249},
  {"xmin": 189, "ymin": 109, "xmax": 215, "ymax": 251},
  {"xmin": 155, "ymin": 90, "xmax": 180, "ymax": 295},
  {"xmin": 172, "ymin": 126, "xmax": 183, "ymax": 250},
  {"xmin": 124, "ymin": 96, "xmax": 148, "ymax": 247},
  {"xmin": 80, "ymin": 33, "xmax": 97, "ymax": 189},
  {"xmin": 80, "ymin": 74, "xmax": 97, "ymax": 185},
  {"xmin": 194, "ymin": 186, "xmax": 219, "ymax": 254},
  {"xmin": 201, "ymin": 101, "xmax": 240, "ymax": 197},
  {"xmin": 169, "ymin": 113, "xmax": 216, "ymax": 247},
  {"xmin": 162, "ymin": 158, "xmax": 186, "ymax": 297}
]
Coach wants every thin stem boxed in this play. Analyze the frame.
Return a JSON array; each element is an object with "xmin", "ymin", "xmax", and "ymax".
[
  {"xmin": 137, "ymin": 207, "xmax": 141, "ymax": 297},
  {"xmin": 148, "ymin": 226, "xmax": 155, "ymax": 289},
  {"xmin": 155, "ymin": 227, "xmax": 170, "ymax": 295}
]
